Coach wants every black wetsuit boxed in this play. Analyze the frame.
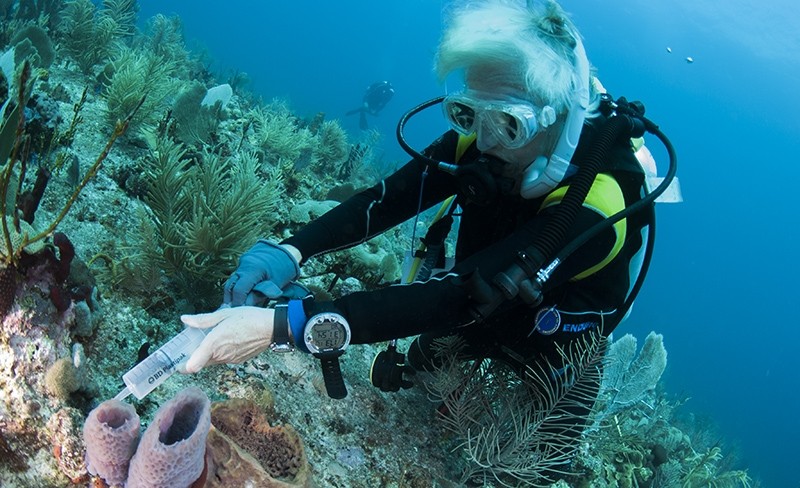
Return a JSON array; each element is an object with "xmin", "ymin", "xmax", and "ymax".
[
  {"xmin": 285, "ymin": 121, "xmax": 648, "ymax": 371},
  {"xmin": 283, "ymin": 120, "xmax": 649, "ymax": 474}
]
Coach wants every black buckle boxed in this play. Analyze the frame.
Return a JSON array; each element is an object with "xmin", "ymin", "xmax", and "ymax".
[{"xmin": 269, "ymin": 303, "xmax": 294, "ymax": 353}]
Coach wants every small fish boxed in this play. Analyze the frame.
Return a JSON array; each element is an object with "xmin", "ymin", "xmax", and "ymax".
[
  {"xmin": 66, "ymin": 154, "xmax": 80, "ymax": 188},
  {"xmin": 666, "ymin": 47, "xmax": 672, "ymax": 53},
  {"xmin": 686, "ymin": 56, "xmax": 694, "ymax": 64}
]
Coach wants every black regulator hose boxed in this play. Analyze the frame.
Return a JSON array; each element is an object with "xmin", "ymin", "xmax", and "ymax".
[
  {"xmin": 556, "ymin": 119, "xmax": 675, "ymax": 263},
  {"xmin": 521, "ymin": 114, "xmax": 645, "ymax": 271},
  {"xmin": 396, "ymin": 96, "xmax": 446, "ymax": 163},
  {"xmin": 489, "ymin": 110, "xmax": 676, "ymax": 320}
]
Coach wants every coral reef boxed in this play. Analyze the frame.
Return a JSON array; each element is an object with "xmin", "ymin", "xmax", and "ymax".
[
  {"xmin": 58, "ymin": 0, "xmax": 123, "ymax": 74},
  {"xmin": 120, "ymin": 135, "xmax": 282, "ymax": 308},
  {"xmin": 423, "ymin": 331, "xmax": 752, "ymax": 488},
  {"xmin": 103, "ymin": 47, "xmax": 178, "ymax": 134},
  {"xmin": 424, "ymin": 331, "xmax": 608, "ymax": 486},
  {"xmin": 47, "ymin": 406, "xmax": 88, "ymax": 484},
  {"xmin": 0, "ymin": 263, "xmax": 84, "ymax": 485},
  {"xmin": 0, "ymin": 1, "xmax": 756, "ymax": 487}
]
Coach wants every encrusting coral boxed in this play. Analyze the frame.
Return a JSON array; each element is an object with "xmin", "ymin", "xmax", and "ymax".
[{"xmin": 48, "ymin": 406, "xmax": 89, "ymax": 484}]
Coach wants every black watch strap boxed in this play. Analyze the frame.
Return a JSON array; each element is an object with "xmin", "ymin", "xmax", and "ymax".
[
  {"xmin": 317, "ymin": 351, "xmax": 347, "ymax": 399},
  {"xmin": 270, "ymin": 303, "xmax": 293, "ymax": 352}
]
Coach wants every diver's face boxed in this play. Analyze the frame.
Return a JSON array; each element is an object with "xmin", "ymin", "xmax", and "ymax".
[{"xmin": 464, "ymin": 73, "xmax": 562, "ymax": 175}]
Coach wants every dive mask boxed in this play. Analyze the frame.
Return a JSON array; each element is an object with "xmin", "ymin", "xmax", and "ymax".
[{"xmin": 442, "ymin": 90, "xmax": 557, "ymax": 150}]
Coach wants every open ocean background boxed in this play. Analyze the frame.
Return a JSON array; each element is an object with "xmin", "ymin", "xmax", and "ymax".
[{"xmin": 137, "ymin": 1, "xmax": 799, "ymax": 486}]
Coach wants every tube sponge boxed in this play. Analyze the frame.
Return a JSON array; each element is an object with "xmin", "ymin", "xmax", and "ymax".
[
  {"xmin": 83, "ymin": 399, "xmax": 141, "ymax": 485},
  {"xmin": 126, "ymin": 386, "xmax": 211, "ymax": 488}
]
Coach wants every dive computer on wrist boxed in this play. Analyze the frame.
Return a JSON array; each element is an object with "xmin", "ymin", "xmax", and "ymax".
[{"xmin": 303, "ymin": 312, "xmax": 351, "ymax": 399}]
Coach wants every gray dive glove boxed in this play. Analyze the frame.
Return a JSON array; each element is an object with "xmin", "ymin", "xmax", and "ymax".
[{"xmin": 224, "ymin": 240, "xmax": 305, "ymax": 306}]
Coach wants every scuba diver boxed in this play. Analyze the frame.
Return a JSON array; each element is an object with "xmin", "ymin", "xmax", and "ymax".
[
  {"xmin": 180, "ymin": 0, "xmax": 676, "ymax": 481},
  {"xmin": 346, "ymin": 80, "xmax": 395, "ymax": 130}
]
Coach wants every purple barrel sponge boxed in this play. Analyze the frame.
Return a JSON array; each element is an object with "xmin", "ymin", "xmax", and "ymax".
[
  {"xmin": 83, "ymin": 398, "xmax": 141, "ymax": 485},
  {"xmin": 126, "ymin": 386, "xmax": 211, "ymax": 488}
]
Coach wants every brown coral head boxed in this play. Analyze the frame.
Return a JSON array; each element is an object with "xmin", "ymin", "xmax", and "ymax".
[{"xmin": 211, "ymin": 398, "xmax": 309, "ymax": 482}]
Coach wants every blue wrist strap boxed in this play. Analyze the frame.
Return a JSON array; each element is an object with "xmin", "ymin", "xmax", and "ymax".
[{"xmin": 288, "ymin": 299, "xmax": 310, "ymax": 353}]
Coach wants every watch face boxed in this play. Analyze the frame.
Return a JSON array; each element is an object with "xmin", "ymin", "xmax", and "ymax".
[
  {"xmin": 311, "ymin": 321, "xmax": 346, "ymax": 349},
  {"xmin": 305, "ymin": 314, "xmax": 351, "ymax": 353}
]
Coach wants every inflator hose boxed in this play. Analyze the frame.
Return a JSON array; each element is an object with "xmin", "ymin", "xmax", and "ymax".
[
  {"xmin": 551, "ymin": 120, "xmax": 676, "ymax": 324},
  {"xmin": 481, "ymin": 112, "xmax": 646, "ymax": 316},
  {"xmin": 523, "ymin": 114, "xmax": 645, "ymax": 267}
]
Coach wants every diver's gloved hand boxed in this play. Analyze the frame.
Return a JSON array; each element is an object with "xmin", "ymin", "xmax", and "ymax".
[
  {"xmin": 224, "ymin": 240, "xmax": 301, "ymax": 306},
  {"xmin": 370, "ymin": 345, "xmax": 416, "ymax": 392}
]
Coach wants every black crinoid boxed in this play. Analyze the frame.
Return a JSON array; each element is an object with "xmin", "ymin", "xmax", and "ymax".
[{"xmin": 0, "ymin": 263, "xmax": 17, "ymax": 317}]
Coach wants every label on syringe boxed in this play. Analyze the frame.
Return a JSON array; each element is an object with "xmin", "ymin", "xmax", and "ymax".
[
  {"xmin": 145, "ymin": 350, "xmax": 188, "ymax": 384},
  {"xmin": 122, "ymin": 327, "xmax": 207, "ymax": 399}
]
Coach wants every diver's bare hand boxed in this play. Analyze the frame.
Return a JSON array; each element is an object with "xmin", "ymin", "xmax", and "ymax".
[{"xmin": 181, "ymin": 306, "xmax": 274, "ymax": 373}]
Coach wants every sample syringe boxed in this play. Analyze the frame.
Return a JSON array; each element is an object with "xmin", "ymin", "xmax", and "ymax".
[{"xmin": 114, "ymin": 327, "xmax": 210, "ymax": 402}]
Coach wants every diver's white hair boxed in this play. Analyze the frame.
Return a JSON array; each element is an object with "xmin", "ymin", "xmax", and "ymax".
[{"xmin": 436, "ymin": 0, "xmax": 595, "ymax": 115}]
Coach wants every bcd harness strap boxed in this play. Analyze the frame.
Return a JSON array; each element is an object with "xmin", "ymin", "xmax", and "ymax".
[{"xmin": 409, "ymin": 132, "xmax": 629, "ymax": 285}]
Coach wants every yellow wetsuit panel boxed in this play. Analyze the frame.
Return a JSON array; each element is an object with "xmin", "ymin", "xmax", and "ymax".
[
  {"xmin": 456, "ymin": 133, "xmax": 477, "ymax": 162},
  {"xmin": 540, "ymin": 173, "xmax": 627, "ymax": 280}
]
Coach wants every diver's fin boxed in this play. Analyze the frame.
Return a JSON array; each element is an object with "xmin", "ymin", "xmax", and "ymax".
[
  {"xmin": 359, "ymin": 111, "xmax": 368, "ymax": 130},
  {"xmin": 345, "ymin": 107, "xmax": 364, "ymax": 116}
]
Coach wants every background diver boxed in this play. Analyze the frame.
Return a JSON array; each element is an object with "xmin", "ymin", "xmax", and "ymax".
[{"xmin": 346, "ymin": 80, "xmax": 394, "ymax": 130}]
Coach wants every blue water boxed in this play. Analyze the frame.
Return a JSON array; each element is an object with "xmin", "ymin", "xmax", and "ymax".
[{"xmin": 139, "ymin": 1, "xmax": 799, "ymax": 486}]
